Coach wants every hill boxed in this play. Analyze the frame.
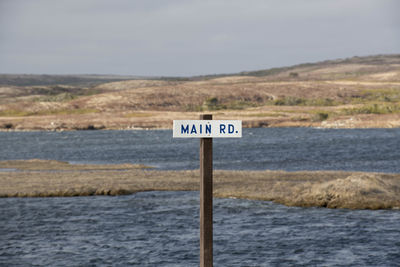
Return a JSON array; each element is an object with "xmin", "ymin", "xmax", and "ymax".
[{"xmin": 1, "ymin": 54, "xmax": 400, "ymax": 130}]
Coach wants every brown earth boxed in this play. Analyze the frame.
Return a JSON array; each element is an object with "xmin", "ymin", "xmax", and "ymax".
[
  {"xmin": 1, "ymin": 160, "xmax": 400, "ymax": 210},
  {"xmin": 1, "ymin": 55, "xmax": 400, "ymax": 130}
]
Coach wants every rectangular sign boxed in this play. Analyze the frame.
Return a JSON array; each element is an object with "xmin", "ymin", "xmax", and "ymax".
[{"xmin": 173, "ymin": 120, "xmax": 242, "ymax": 138}]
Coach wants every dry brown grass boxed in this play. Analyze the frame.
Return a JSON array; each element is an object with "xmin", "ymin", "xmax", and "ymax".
[
  {"xmin": 1, "ymin": 55, "xmax": 400, "ymax": 130},
  {"xmin": 1, "ymin": 160, "xmax": 400, "ymax": 209}
]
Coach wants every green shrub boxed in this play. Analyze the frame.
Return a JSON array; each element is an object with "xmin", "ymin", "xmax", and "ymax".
[
  {"xmin": 203, "ymin": 97, "xmax": 224, "ymax": 110},
  {"xmin": 226, "ymin": 101, "xmax": 257, "ymax": 110},
  {"xmin": 35, "ymin": 93, "xmax": 76, "ymax": 102},
  {"xmin": 343, "ymin": 103, "xmax": 400, "ymax": 115},
  {"xmin": 313, "ymin": 112, "xmax": 329, "ymax": 121},
  {"xmin": 2, "ymin": 123, "xmax": 13, "ymax": 129},
  {"xmin": 0, "ymin": 109, "xmax": 30, "ymax": 117},
  {"xmin": 273, "ymin": 97, "xmax": 337, "ymax": 106},
  {"xmin": 274, "ymin": 97, "xmax": 306, "ymax": 106},
  {"xmin": 356, "ymin": 89, "xmax": 400, "ymax": 103},
  {"xmin": 199, "ymin": 97, "xmax": 258, "ymax": 111}
]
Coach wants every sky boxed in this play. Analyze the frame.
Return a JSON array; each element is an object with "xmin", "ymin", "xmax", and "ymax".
[{"xmin": 0, "ymin": 0, "xmax": 399, "ymax": 76}]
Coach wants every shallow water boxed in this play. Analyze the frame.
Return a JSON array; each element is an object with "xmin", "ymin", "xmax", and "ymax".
[
  {"xmin": 0, "ymin": 128, "xmax": 399, "ymax": 172},
  {"xmin": 1, "ymin": 128, "xmax": 400, "ymax": 266},
  {"xmin": 1, "ymin": 191, "xmax": 400, "ymax": 266}
]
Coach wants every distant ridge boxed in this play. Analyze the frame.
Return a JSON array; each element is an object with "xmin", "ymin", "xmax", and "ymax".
[
  {"xmin": 192, "ymin": 54, "xmax": 400, "ymax": 79},
  {"xmin": 0, "ymin": 74, "xmax": 145, "ymax": 87},
  {"xmin": 1, "ymin": 54, "xmax": 399, "ymax": 86}
]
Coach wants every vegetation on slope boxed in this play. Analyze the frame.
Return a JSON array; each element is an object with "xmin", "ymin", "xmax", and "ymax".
[{"xmin": 1, "ymin": 54, "xmax": 400, "ymax": 130}]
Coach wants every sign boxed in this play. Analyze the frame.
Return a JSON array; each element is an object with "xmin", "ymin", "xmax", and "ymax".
[
  {"xmin": 173, "ymin": 120, "xmax": 242, "ymax": 138},
  {"xmin": 173, "ymin": 115, "xmax": 242, "ymax": 267}
]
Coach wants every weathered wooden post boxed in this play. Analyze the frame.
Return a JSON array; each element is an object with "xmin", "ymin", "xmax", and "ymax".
[
  {"xmin": 173, "ymin": 116, "xmax": 241, "ymax": 267},
  {"xmin": 200, "ymin": 114, "xmax": 213, "ymax": 267}
]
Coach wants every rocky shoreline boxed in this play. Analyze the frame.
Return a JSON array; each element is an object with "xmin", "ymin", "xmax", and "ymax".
[{"xmin": 1, "ymin": 160, "xmax": 400, "ymax": 209}]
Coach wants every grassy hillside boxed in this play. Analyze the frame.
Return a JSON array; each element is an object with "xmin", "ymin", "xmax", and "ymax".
[{"xmin": 1, "ymin": 54, "xmax": 400, "ymax": 130}]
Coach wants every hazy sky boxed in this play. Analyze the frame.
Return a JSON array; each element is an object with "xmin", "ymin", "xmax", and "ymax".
[{"xmin": 0, "ymin": 0, "xmax": 399, "ymax": 76}]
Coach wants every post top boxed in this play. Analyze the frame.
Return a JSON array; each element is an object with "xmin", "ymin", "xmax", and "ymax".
[{"xmin": 200, "ymin": 114, "xmax": 212, "ymax": 120}]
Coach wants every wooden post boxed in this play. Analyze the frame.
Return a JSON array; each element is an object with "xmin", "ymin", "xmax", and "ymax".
[{"xmin": 200, "ymin": 114, "xmax": 213, "ymax": 267}]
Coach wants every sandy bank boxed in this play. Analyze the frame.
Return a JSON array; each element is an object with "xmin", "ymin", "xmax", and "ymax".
[
  {"xmin": 1, "ymin": 160, "xmax": 400, "ymax": 209},
  {"xmin": 1, "ymin": 111, "xmax": 400, "ymax": 132}
]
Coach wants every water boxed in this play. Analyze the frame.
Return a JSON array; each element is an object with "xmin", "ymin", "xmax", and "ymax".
[
  {"xmin": 0, "ymin": 128, "xmax": 399, "ymax": 172},
  {"xmin": 1, "ymin": 191, "xmax": 400, "ymax": 266},
  {"xmin": 1, "ymin": 128, "xmax": 400, "ymax": 266}
]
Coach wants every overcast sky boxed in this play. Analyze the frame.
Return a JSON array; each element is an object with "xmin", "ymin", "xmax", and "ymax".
[{"xmin": 0, "ymin": 0, "xmax": 399, "ymax": 76}]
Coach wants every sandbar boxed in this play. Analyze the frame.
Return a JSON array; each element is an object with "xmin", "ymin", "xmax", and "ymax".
[{"xmin": 1, "ymin": 159, "xmax": 400, "ymax": 210}]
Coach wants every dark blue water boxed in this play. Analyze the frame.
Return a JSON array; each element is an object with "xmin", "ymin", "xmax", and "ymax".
[
  {"xmin": 1, "ymin": 191, "xmax": 400, "ymax": 266},
  {"xmin": 1, "ymin": 128, "xmax": 400, "ymax": 266},
  {"xmin": 0, "ymin": 128, "xmax": 399, "ymax": 172}
]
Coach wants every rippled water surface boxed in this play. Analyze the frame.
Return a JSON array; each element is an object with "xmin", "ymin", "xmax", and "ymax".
[
  {"xmin": 1, "ymin": 128, "xmax": 400, "ymax": 266},
  {"xmin": 0, "ymin": 128, "xmax": 399, "ymax": 172},
  {"xmin": 1, "ymin": 191, "xmax": 400, "ymax": 266}
]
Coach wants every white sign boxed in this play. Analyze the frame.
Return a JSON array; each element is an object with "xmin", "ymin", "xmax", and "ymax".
[{"xmin": 173, "ymin": 120, "xmax": 242, "ymax": 138}]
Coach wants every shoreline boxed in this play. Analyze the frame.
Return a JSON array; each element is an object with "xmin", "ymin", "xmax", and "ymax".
[
  {"xmin": 1, "ymin": 110, "xmax": 400, "ymax": 132},
  {"xmin": 1, "ymin": 124, "xmax": 400, "ymax": 132},
  {"xmin": 1, "ymin": 160, "xmax": 400, "ymax": 210}
]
